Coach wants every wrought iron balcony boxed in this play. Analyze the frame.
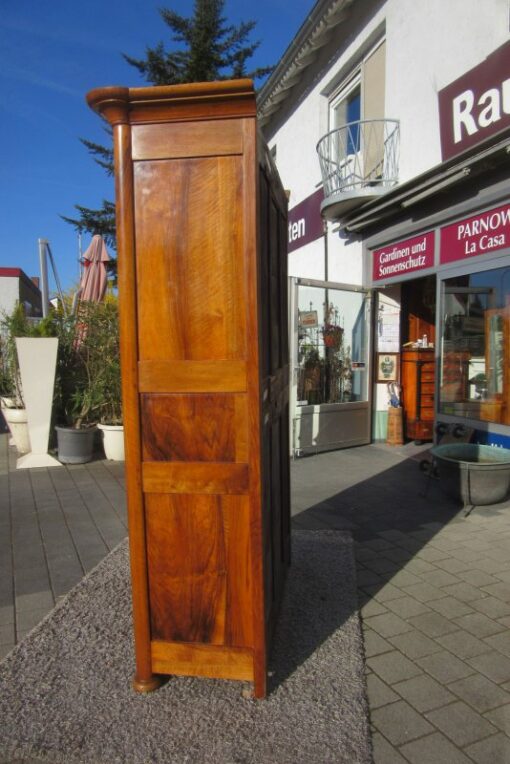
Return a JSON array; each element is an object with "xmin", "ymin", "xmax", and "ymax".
[{"xmin": 316, "ymin": 119, "xmax": 400, "ymax": 220}]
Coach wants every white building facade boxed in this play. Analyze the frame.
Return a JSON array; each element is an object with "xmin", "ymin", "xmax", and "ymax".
[{"xmin": 258, "ymin": 0, "xmax": 510, "ymax": 455}]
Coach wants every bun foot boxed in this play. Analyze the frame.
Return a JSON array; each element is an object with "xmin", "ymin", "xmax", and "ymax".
[{"xmin": 132, "ymin": 674, "xmax": 162, "ymax": 693}]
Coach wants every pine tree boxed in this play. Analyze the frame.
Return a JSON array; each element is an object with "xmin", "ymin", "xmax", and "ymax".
[{"xmin": 64, "ymin": 0, "xmax": 272, "ymax": 268}]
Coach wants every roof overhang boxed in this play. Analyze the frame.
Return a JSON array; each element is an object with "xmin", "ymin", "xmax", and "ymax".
[{"xmin": 256, "ymin": 0, "xmax": 355, "ymax": 127}]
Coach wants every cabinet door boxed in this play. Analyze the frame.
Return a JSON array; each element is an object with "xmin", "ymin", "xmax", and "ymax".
[{"xmin": 133, "ymin": 121, "xmax": 257, "ymax": 679}]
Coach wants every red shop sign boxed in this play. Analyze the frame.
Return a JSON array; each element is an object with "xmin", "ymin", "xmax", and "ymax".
[
  {"xmin": 373, "ymin": 231, "xmax": 435, "ymax": 282},
  {"xmin": 288, "ymin": 188, "xmax": 324, "ymax": 253},
  {"xmin": 440, "ymin": 203, "xmax": 510, "ymax": 265}
]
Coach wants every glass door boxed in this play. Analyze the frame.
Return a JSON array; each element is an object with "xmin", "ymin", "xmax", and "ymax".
[{"xmin": 291, "ymin": 278, "xmax": 371, "ymax": 455}]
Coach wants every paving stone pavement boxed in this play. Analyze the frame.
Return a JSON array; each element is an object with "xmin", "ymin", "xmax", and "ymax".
[
  {"xmin": 2, "ymin": 433, "xmax": 510, "ymax": 763},
  {"xmin": 292, "ymin": 441, "xmax": 510, "ymax": 764}
]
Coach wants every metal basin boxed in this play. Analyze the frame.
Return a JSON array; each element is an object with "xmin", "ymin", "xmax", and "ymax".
[{"xmin": 431, "ymin": 443, "xmax": 510, "ymax": 506}]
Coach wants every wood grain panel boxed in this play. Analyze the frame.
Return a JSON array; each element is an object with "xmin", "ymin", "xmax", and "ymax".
[
  {"xmin": 151, "ymin": 641, "xmax": 253, "ymax": 681},
  {"xmin": 146, "ymin": 494, "xmax": 253, "ymax": 646},
  {"xmin": 138, "ymin": 360, "xmax": 247, "ymax": 393},
  {"xmin": 141, "ymin": 394, "xmax": 236, "ymax": 462},
  {"xmin": 142, "ymin": 462, "xmax": 249, "ymax": 494},
  {"xmin": 132, "ymin": 120, "xmax": 243, "ymax": 160},
  {"xmin": 134, "ymin": 157, "xmax": 245, "ymax": 362},
  {"xmin": 234, "ymin": 396, "xmax": 249, "ymax": 462}
]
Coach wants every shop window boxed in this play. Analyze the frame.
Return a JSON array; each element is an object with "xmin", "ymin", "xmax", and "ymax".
[
  {"xmin": 439, "ymin": 265, "xmax": 510, "ymax": 424},
  {"xmin": 297, "ymin": 284, "xmax": 369, "ymax": 405}
]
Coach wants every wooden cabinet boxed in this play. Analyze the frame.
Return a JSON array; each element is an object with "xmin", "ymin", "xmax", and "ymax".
[
  {"xmin": 87, "ymin": 80, "xmax": 290, "ymax": 698},
  {"xmin": 401, "ymin": 348, "xmax": 435, "ymax": 442}
]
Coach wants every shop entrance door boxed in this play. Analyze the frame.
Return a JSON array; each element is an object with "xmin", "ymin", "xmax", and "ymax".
[{"xmin": 290, "ymin": 278, "xmax": 371, "ymax": 456}]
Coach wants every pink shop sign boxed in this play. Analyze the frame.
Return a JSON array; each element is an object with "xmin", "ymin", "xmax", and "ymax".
[
  {"xmin": 440, "ymin": 203, "xmax": 510, "ymax": 264},
  {"xmin": 372, "ymin": 232, "xmax": 435, "ymax": 282}
]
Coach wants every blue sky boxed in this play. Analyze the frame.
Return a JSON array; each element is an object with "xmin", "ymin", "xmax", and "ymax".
[{"xmin": 0, "ymin": 0, "xmax": 313, "ymax": 294}]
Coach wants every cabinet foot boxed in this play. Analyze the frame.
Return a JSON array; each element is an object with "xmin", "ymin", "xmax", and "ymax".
[{"xmin": 132, "ymin": 674, "xmax": 163, "ymax": 693}]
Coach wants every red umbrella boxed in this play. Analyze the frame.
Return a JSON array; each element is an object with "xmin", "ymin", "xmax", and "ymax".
[{"xmin": 78, "ymin": 235, "xmax": 110, "ymax": 303}]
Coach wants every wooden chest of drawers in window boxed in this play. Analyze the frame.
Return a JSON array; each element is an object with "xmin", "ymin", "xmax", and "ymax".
[{"xmin": 401, "ymin": 348, "xmax": 436, "ymax": 442}]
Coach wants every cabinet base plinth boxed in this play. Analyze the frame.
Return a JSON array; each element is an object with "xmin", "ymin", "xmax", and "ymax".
[{"xmin": 132, "ymin": 674, "xmax": 163, "ymax": 693}]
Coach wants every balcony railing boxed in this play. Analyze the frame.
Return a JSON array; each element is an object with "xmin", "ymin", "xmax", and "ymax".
[{"xmin": 316, "ymin": 119, "xmax": 400, "ymax": 220}]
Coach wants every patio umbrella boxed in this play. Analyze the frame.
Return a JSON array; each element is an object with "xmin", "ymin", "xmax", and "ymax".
[
  {"xmin": 73, "ymin": 235, "xmax": 111, "ymax": 347},
  {"xmin": 77, "ymin": 234, "xmax": 110, "ymax": 304}
]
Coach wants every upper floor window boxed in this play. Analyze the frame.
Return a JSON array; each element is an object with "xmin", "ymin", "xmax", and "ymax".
[
  {"xmin": 329, "ymin": 40, "xmax": 386, "ymax": 131},
  {"xmin": 331, "ymin": 78, "xmax": 361, "ymax": 153}
]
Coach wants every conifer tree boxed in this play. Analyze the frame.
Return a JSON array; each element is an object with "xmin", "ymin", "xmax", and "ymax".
[{"xmin": 63, "ymin": 0, "xmax": 272, "ymax": 267}]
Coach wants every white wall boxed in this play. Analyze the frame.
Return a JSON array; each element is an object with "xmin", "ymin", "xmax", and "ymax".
[{"xmin": 0, "ymin": 277, "xmax": 20, "ymax": 316}]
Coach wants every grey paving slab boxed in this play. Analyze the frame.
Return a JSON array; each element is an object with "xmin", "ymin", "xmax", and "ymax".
[
  {"xmin": 360, "ymin": 598, "xmax": 388, "ymax": 618},
  {"xmin": 465, "ymin": 733, "xmax": 510, "ymax": 763},
  {"xmin": 388, "ymin": 630, "xmax": 441, "ymax": 660},
  {"xmin": 448, "ymin": 673, "xmax": 510, "ymax": 713},
  {"xmin": 363, "ymin": 611, "xmax": 414, "ymax": 638},
  {"xmin": 371, "ymin": 732, "xmax": 408, "ymax": 764},
  {"xmin": 371, "ymin": 699, "xmax": 434, "ymax": 745},
  {"xmin": 362, "ymin": 582, "xmax": 405, "ymax": 602},
  {"xmin": 485, "ymin": 704, "xmax": 510, "ymax": 734},
  {"xmin": 401, "ymin": 581, "xmax": 448, "ymax": 603},
  {"xmin": 436, "ymin": 629, "xmax": 493, "ymax": 659},
  {"xmin": 363, "ymin": 629, "xmax": 393, "ymax": 658},
  {"xmin": 425, "ymin": 700, "xmax": 498, "ymax": 747},
  {"xmin": 455, "ymin": 611, "xmax": 507, "ymax": 638},
  {"xmin": 416, "ymin": 650, "xmax": 476, "ymax": 683},
  {"xmin": 427, "ymin": 595, "xmax": 474, "ymax": 619},
  {"xmin": 400, "ymin": 557, "xmax": 437, "ymax": 575},
  {"xmin": 457, "ymin": 569, "xmax": 504, "ymax": 587},
  {"xmin": 393, "ymin": 673, "xmax": 455, "ymax": 712},
  {"xmin": 407, "ymin": 611, "xmax": 459, "ymax": 638},
  {"xmin": 366, "ymin": 674, "xmax": 399, "ymax": 709},
  {"xmin": 482, "ymin": 582, "xmax": 510, "ymax": 602},
  {"xmin": 468, "ymin": 652, "xmax": 510, "ymax": 685},
  {"xmin": 367, "ymin": 650, "xmax": 423, "ymax": 684},
  {"xmin": 484, "ymin": 631, "xmax": 510, "ymax": 658},
  {"xmin": 399, "ymin": 732, "xmax": 473, "ymax": 763},
  {"xmin": 384, "ymin": 595, "xmax": 431, "ymax": 619},
  {"xmin": 471, "ymin": 596, "xmax": 510, "ymax": 619}
]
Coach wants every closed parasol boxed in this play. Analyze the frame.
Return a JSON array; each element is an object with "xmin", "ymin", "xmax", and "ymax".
[{"xmin": 77, "ymin": 234, "xmax": 110, "ymax": 303}]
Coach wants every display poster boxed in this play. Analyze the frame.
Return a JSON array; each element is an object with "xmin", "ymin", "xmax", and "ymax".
[{"xmin": 377, "ymin": 306, "xmax": 400, "ymax": 352}]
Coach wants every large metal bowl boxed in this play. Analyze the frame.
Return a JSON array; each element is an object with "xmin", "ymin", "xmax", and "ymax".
[{"xmin": 431, "ymin": 443, "xmax": 510, "ymax": 506}]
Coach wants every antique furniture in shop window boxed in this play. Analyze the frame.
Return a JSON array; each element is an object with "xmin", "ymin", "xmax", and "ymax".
[
  {"xmin": 87, "ymin": 80, "xmax": 290, "ymax": 699},
  {"xmin": 401, "ymin": 348, "xmax": 435, "ymax": 442}
]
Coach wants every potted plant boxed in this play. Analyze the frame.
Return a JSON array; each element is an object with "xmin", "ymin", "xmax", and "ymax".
[
  {"xmin": 53, "ymin": 299, "xmax": 124, "ymax": 463},
  {"xmin": 95, "ymin": 300, "xmax": 124, "ymax": 460},
  {"xmin": 54, "ymin": 303, "xmax": 107, "ymax": 463}
]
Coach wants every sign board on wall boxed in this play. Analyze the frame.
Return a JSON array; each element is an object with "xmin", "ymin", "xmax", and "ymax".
[
  {"xmin": 438, "ymin": 39, "xmax": 510, "ymax": 162},
  {"xmin": 298, "ymin": 310, "xmax": 318, "ymax": 328},
  {"xmin": 440, "ymin": 202, "xmax": 510, "ymax": 264},
  {"xmin": 372, "ymin": 232, "xmax": 435, "ymax": 282},
  {"xmin": 288, "ymin": 188, "xmax": 324, "ymax": 253}
]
